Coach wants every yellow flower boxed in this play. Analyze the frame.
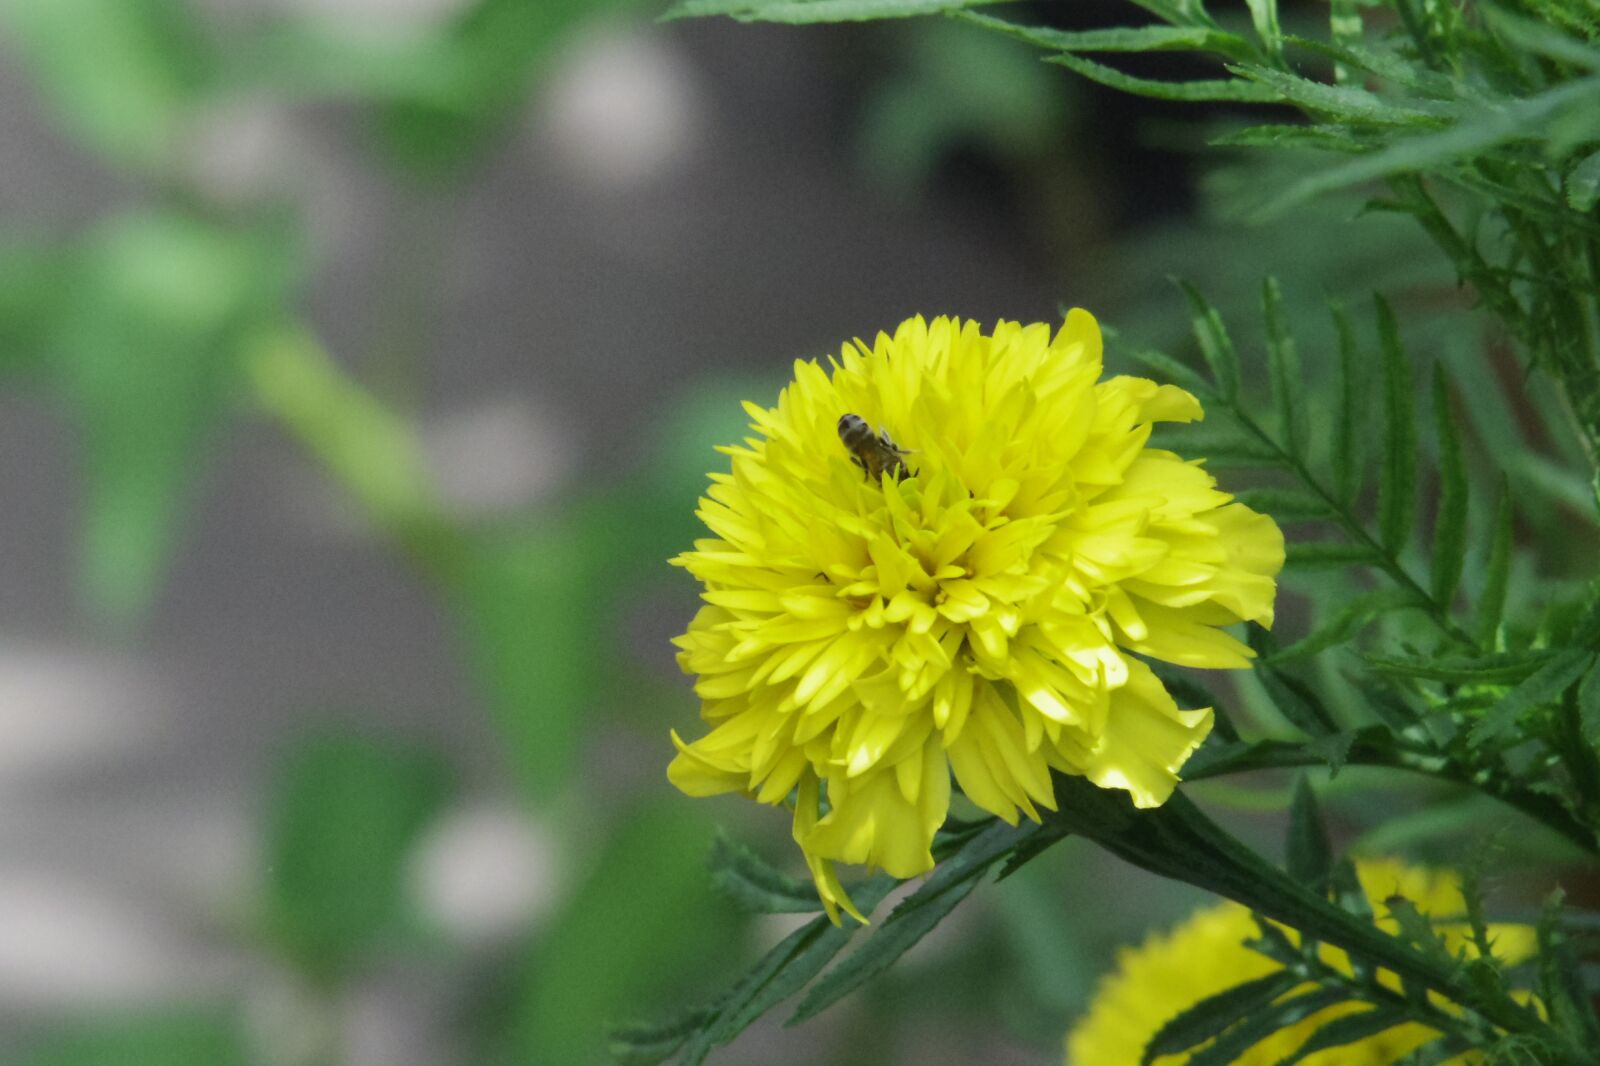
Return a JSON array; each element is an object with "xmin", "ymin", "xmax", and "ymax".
[
  {"xmin": 669, "ymin": 313, "xmax": 1284, "ymax": 921},
  {"xmin": 1064, "ymin": 858, "xmax": 1537, "ymax": 1065}
]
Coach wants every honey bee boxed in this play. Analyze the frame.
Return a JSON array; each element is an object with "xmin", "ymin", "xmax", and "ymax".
[{"xmin": 837, "ymin": 412, "xmax": 910, "ymax": 481}]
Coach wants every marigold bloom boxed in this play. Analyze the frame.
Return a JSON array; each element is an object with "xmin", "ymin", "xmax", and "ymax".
[
  {"xmin": 1064, "ymin": 858, "xmax": 1536, "ymax": 1065},
  {"xmin": 669, "ymin": 313, "xmax": 1283, "ymax": 920}
]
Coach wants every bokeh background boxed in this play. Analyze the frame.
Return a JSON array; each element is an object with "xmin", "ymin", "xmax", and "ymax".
[{"xmin": 2, "ymin": 1, "xmax": 1594, "ymax": 1064}]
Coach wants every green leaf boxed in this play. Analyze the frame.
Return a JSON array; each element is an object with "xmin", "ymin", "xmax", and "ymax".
[
  {"xmin": 609, "ymin": 1009, "xmax": 714, "ymax": 1066},
  {"xmin": 1326, "ymin": 0, "xmax": 1362, "ymax": 83},
  {"xmin": 1579, "ymin": 659, "xmax": 1600, "ymax": 745},
  {"xmin": 707, "ymin": 831, "xmax": 823, "ymax": 914},
  {"xmin": 1177, "ymin": 281, "xmax": 1242, "ymax": 399},
  {"xmin": 1140, "ymin": 971, "xmax": 1301, "ymax": 1063},
  {"xmin": 0, "ymin": 0, "xmax": 215, "ymax": 171},
  {"xmin": 1375, "ymin": 295, "xmax": 1416, "ymax": 555},
  {"xmin": 1228, "ymin": 65, "xmax": 1448, "ymax": 126},
  {"xmin": 377, "ymin": 0, "xmax": 628, "ymax": 172},
  {"xmin": 1330, "ymin": 300, "xmax": 1367, "ymax": 508},
  {"xmin": 1118, "ymin": 342, "xmax": 1216, "ymax": 397},
  {"xmin": 957, "ymin": 13, "xmax": 1253, "ymax": 60},
  {"xmin": 64, "ymin": 211, "xmax": 297, "ymax": 623},
  {"xmin": 1285, "ymin": 541, "xmax": 1381, "ymax": 570},
  {"xmin": 509, "ymin": 804, "xmax": 741, "ymax": 1064},
  {"xmin": 451, "ymin": 526, "xmax": 599, "ymax": 802},
  {"xmin": 1476, "ymin": 478, "xmax": 1514, "ymax": 644},
  {"xmin": 663, "ymin": 0, "xmax": 1016, "ymax": 21},
  {"xmin": 1469, "ymin": 648, "xmax": 1596, "ymax": 747},
  {"xmin": 1533, "ymin": 887, "xmax": 1600, "ymax": 1050},
  {"xmin": 1121, "ymin": 0, "xmax": 1214, "ymax": 27},
  {"xmin": 1567, "ymin": 148, "xmax": 1600, "ymax": 213},
  {"xmin": 1262, "ymin": 278, "xmax": 1305, "ymax": 457},
  {"xmin": 1186, "ymin": 988, "xmax": 1354, "ymax": 1065},
  {"xmin": 1258, "ymin": 76, "xmax": 1600, "ymax": 217},
  {"xmin": 1286, "ymin": 775, "xmax": 1332, "ymax": 890},
  {"xmin": 1210, "ymin": 123, "xmax": 1368, "ymax": 153},
  {"xmin": 1243, "ymin": 0, "xmax": 1282, "ymax": 63},
  {"xmin": 790, "ymin": 820, "xmax": 1038, "ymax": 1023},
  {"xmin": 1382, "ymin": 895, "xmax": 1457, "ymax": 970},
  {"xmin": 19, "ymin": 1012, "xmax": 246, "ymax": 1066},
  {"xmin": 1230, "ymin": 487, "xmax": 1333, "ymax": 523},
  {"xmin": 262, "ymin": 733, "xmax": 453, "ymax": 976},
  {"xmin": 1250, "ymin": 634, "xmax": 1339, "ymax": 736},
  {"xmin": 1366, "ymin": 648, "xmax": 1561, "ymax": 684},
  {"xmin": 1265, "ymin": 589, "xmax": 1424, "ymax": 664},
  {"xmin": 1479, "ymin": 7, "xmax": 1600, "ymax": 72},
  {"xmin": 1280, "ymin": 1006, "xmax": 1418, "ymax": 1064},
  {"xmin": 1048, "ymin": 53, "xmax": 1286, "ymax": 104},
  {"xmin": 1430, "ymin": 366, "xmax": 1469, "ymax": 607},
  {"xmin": 673, "ymin": 877, "xmax": 897, "ymax": 1063}
]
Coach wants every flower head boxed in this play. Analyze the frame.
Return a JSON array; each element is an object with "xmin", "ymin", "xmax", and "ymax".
[
  {"xmin": 1064, "ymin": 858, "xmax": 1536, "ymax": 1065},
  {"xmin": 669, "ymin": 313, "xmax": 1283, "ymax": 920}
]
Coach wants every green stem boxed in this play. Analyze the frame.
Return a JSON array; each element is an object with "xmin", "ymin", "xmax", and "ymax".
[
  {"xmin": 1043, "ymin": 777, "xmax": 1562, "ymax": 1050},
  {"xmin": 1184, "ymin": 730, "xmax": 1600, "ymax": 857},
  {"xmin": 1224, "ymin": 402, "xmax": 1481, "ymax": 649}
]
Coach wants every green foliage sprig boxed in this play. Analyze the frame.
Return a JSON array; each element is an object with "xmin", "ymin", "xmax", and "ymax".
[{"xmin": 642, "ymin": 4, "xmax": 1600, "ymax": 1058}]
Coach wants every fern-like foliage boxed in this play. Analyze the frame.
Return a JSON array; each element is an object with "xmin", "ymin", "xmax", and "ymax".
[{"xmin": 666, "ymin": 0, "xmax": 1600, "ymax": 492}]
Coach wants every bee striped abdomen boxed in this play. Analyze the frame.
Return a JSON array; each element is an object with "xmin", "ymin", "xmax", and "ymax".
[{"xmin": 837, "ymin": 412, "xmax": 909, "ymax": 481}]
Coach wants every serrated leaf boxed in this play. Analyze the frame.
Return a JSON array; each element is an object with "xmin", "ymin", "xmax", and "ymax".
[
  {"xmin": 1568, "ymin": 149, "xmax": 1600, "ymax": 212},
  {"xmin": 1261, "ymin": 277, "xmax": 1305, "ymax": 457},
  {"xmin": 1533, "ymin": 887, "xmax": 1600, "ymax": 1049},
  {"xmin": 1279, "ymin": 1006, "xmax": 1417, "ymax": 1064},
  {"xmin": 663, "ymin": 0, "xmax": 1015, "ymax": 21},
  {"xmin": 1285, "ymin": 541, "xmax": 1381, "ymax": 570},
  {"xmin": 1374, "ymin": 296, "xmax": 1416, "ymax": 555},
  {"xmin": 1329, "ymin": 300, "xmax": 1367, "ymax": 507},
  {"xmin": 1476, "ymin": 478, "xmax": 1513, "ymax": 644},
  {"xmin": 670, "ymin": 876, "xmax": 897, "ymax": 1063},
  {"xmin": 957, "ymin": 13, "xmax": 1253, "ymax": 60},
  {"xmin": 1186, "ymin": 988, "xmax": 1354, "ymax": 1066},
  {"xmin": 608, "ymin": 1009, "xmax": 715, "ymax": 1066},
  {"xmin": 1366, "ymin": 649, "xmax": 1560, "ymax": 684},
  {"xmin": 1329, "ymin": 857, "xmax": 1374, "ymax": 923},
  {"xmin": 1257, "ymin": 77, "xmax": 1600, "ymax": 217},
  {"xmin": 789, "ymin": 819, "xmax": 1037, "ymax": 1023},
  {"xmin": 1305, "ymin": 730, "xmax": 1359, "ymax": 776},
  {"xmin": 1141, "ymin": 970, "xmax": 1301, "ymax": 1063},
  {"xmin": 1228, "ymin": 64, "xmax": 1449, "ymax": 126},
  {"xmin": 1382, "ymin": 895, "xmax": 1458, "ymax": 970},
  {"xmin": 707, "ymin": 832, "xmax": 823, "ymax": 914},
  {"xmin": 1251, "ymin": 639, "xmax": 1339, "ymax": 736},
  {"xmin": 1469, "ymin": 648, "xmax": 1596, "ymax": 747},
  {"xmin": 1210, "ymin": 123, "xmax": 1367, "ymax": 153},
  {"xmin": 1177, "ymin": 281, "xmax": 1243, "ymax": 399},
  {"xmin": 1049, "ymin": 53, "xmax": 1286, "ymax": 104},
  {"xmin": 1231, "ymin": 487, "xmax": 1333, "ymax": 523},
  {"xmin": 1266, "ymin": 589, "xmax": 1423, "ymax": 664},
  {"xmin": 1286, "ymin": 775, "xmax": 1333, "ymax": 890},
  {"xmin": 1430, "ymin": 366, "xmax": 1469, "ymax": 607}
]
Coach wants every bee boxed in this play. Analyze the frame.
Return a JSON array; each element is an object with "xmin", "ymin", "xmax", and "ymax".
[{"xmin": 837, "ymin": 412, "xmax": 911, "ymax": 481}]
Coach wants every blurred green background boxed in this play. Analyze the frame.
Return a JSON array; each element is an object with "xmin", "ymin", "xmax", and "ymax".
[{"xmin": 0, "ymin": 1, "xmax": 1593, "ymax": 1064}]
